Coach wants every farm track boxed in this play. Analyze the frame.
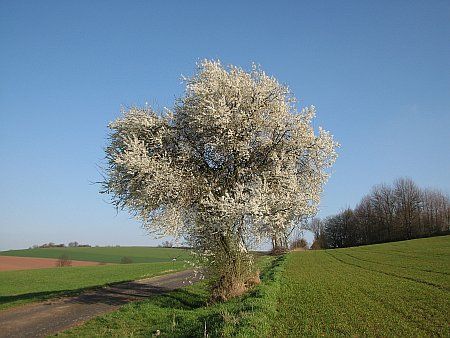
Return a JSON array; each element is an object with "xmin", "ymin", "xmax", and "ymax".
[{"xmin": 0, "ymin": 269, "xmax": 198, "ymax": 338}]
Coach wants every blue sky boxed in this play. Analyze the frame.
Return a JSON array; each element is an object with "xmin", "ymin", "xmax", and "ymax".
[{"xmin": 1, "ymin": 1, "xmax": 449, "ymax": 250}]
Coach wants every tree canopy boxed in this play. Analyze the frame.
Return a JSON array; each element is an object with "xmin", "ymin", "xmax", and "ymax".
[{"xmin": 102, "ymin": 60, "xmax": 338, "ymax": 299}]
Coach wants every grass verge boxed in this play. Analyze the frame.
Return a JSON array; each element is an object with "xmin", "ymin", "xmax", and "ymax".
[{"xmin": 58, "ymin": 255, "xmax": 283, "ymax": 337}]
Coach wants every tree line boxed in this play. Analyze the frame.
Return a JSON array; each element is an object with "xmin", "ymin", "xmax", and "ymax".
[
  {"xmin": 308, "ymin": 177, "xmax": 449, "ymax": 249},
  {"xmin": 30, "ymin": 242, "xmax": 91, "ymax": 249}
]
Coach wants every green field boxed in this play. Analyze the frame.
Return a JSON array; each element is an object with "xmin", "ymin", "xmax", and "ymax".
[
  {"xmin": 273, "ymin": 236, "xmax": 450, "ymax": 337},
  {"xmin": 0, "ymin": 246, "xmax": 191, "ymax": 263},
  {"xmin": 0, "ymin": 262, "xmax": 187, "ymax": 310},
  {"xmin": 0, "ymin": 246, "xmax": 192, "ymax": 310},
  {"xmin": 59, "ymin": 236, "xmax": 450, "ymax": 337}
]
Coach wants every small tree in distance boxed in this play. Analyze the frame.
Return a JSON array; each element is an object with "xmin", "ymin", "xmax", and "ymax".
[
  {"xmin": 161, "ymin": 240, "xmax": 173, "ymax": 248},
  {"xmin": 290, "ymin": 237, "xmax": 308, "ymax": 250},
  {"xmin": 56, "ymin": 254, "xmax": 72, "ymax": 267},
  {"xmin": 102, "ymin": 60, "xmax": 338, "ymax": 300},
  {"xmin": 120, "ymin": 256, "xmax": 133, "ymax": 264}
]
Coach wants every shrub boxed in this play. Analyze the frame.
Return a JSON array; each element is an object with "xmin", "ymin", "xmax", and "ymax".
[
  {"xmin": 311, "ymin": 239, "xmax": 322, "ymax": 250},
  {"xmin": 56, "ymin": 254, "xmax": 72, "ymax": 267},
  {"xmin": 291, "ymin": 237, "xmax": 308, "ymax": 250},
  {"xmin": 161, "ymin": 241, "xmax": 173, "ymax": 248},
  {"xmin": 270, "ymin": 246, "xmax": 288, "ymax": 256},
  {"xmin": 311, "ymin": 233, "xmax": 328, "ymax": 250},
  {"xmin": 120, "ymin": 256, "xmax": 133, "ymax": 264}
]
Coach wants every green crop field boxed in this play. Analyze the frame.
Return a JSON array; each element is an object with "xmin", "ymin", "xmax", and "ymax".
[
  {"xmin": 0, "ymin": 262, "xmax": 187, "ymax": 310},
  {"xmin": 273, "ymin": 236, "xmax": 450, "ymax": 337},
  {"xmin": 0, "ymin": 246, "xmax": 191, "ymax": 263},
  {"xmin": 59, "ymin": 236, "xmax": 450, "ymax": 337}
]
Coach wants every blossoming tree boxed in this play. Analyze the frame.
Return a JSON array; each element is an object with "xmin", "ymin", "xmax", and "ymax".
[{"xmin": 102, "ymin": 60, "xmax": 338, "ymax": 300}]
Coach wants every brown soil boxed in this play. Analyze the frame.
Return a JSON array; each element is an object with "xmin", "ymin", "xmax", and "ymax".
[{"xmin": 0, "ymin": 256, "xmax": 103, "ymax": 271}]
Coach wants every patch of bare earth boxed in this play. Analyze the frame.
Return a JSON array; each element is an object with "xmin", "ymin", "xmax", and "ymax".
[{"xmin": 0, "ymin": 256, "xmax": 103, "ymax": 271}]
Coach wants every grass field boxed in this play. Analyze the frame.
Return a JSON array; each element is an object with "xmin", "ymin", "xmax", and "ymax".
[
  {"xmin": 0, "ymin": 262, "xmax": 186, "ymax": 310},
  {"xmin": 0, "ymin": 246, "xmax": 191, "ymax": 263},
  {"xmin": 58, "ymin": 236, "xmax": 449, "ymax": 337},
  {"xmin": 0, "ymin": 247, "xmax": 190, "ymax": 311},
  {"xmin": 273, "ymin": 236, "xmax": 450, "ymax": 337}
]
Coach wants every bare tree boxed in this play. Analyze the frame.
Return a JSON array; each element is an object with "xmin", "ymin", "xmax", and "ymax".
[
  {"xmin": 394, "ymin": 178, "xmax": 422, "ymax": 239},
  {"xmin": 306, "ymin": 218, "xmax": 328, "ymax": 249},
  {"xmin": 56, "ymin": 254, "xmax": 72, "ymax": 267},
  {"xmin": 354, "ymin": 195, "xmax": 375, "ymax": 244},
  {"xmin": 421, "ymin": 188, "xmax": 450, "ymax": 234},
  {"xmin": 307, "ymin": 218, "xmax": 324, "ymax": 239},
  {"xmin": 321, "ymin": 178, "xmax": 449, "ymax": 248},
  {"xmin": 371, "ymin": 184, "xmax": 396, "ymax": 241}
]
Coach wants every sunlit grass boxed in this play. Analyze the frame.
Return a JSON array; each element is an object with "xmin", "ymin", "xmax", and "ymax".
[
  {"xmin": 60, "ymin": 236, "xmax": 449, "ymax": 337},
  {"xmin": 273, "ymin": 236, "xmax": 450, "ymax": 337},
  {"xmin": 0, "ymin": 262, "xmax": 186, "ymax": 310}
]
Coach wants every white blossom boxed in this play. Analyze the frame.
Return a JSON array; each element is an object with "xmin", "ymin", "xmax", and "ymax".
[{"xmin": 102, "ymin": 60, "xmax": 338, "ymax": 294}]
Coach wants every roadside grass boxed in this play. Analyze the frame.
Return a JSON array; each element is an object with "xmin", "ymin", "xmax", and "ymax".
[
  {"xmin": 58, "ymin": 255, "xmax": 282, "ymax": 337},
  {"xmin": 0, "ymin": 262, "xmax": 186, "ymax": 310},
  {"xmin": 59, "ymin": 236, "xmax": 449, "ymax": 337},
  {"xmin": 0, "ymin": 246, "xmax": 191, "ymax": 264}
]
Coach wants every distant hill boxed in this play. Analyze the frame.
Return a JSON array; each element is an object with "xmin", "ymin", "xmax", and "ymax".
[{"xmin": 0, "ymin": 246, "xmax": 192, "ymax": 264}]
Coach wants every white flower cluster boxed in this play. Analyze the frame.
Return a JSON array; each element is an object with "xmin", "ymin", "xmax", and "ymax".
[{"xmin": 103, "ymin": 60, "xmax": 338, "ymax": 253}]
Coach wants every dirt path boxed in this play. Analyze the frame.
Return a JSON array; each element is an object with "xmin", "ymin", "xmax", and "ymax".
[{"xmin": 0, "ymin": 269, "xmax": 198, "ymax": 337}]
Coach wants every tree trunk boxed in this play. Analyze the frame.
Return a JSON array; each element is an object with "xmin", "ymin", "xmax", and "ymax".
[{"xmin": 210, "ymin": 232, "xmax": 258, "ymax": 302}]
